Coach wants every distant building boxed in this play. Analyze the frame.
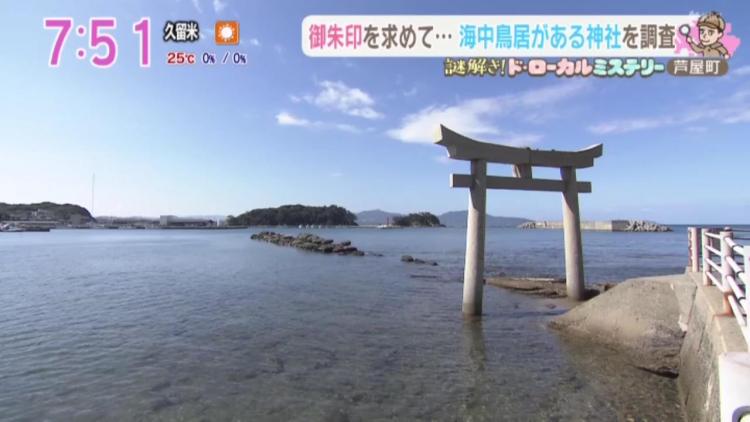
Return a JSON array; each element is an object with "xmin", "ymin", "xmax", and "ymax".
[
  {"xmin": 69, "ymin": 214, "xmax": 86, "ymax": 225},
  {"xmin": 31, "ymin": 209, "xmax": 56, "ymax": 220},
  {"xmin": 13, "ymin": 221, "xmax": 57, "ymax": 229},
  {"xmin": 159, "ymin": 215, "xmax": 216, "ymax": 228}
]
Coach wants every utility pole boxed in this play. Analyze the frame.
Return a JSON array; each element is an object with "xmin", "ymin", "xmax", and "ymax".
[{"xmin": 91, "ymin": 173, "xmax": 95, "ymax": 216}]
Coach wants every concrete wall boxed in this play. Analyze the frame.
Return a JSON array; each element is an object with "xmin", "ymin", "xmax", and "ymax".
[
  {"xmin": 521, "ymin": 219, "xmax": 672, "ymax": 232},
  {"xmin": 525, "ymin": 220, "xmax": 615, "ymax": 230},
  {"xmin": 678, "ymin": 271, "xmax": 747, "ymax": 422},
  {"xmin": 551, "ymin": 269, "xmax": 748, "ymax": 420},
  {"xmin": 522, "ymin": 220, "xmax": 623, "ymax": 231},
  {"xmin": 610, "ymin": 220, "xmax": 630, "ymax": 231}
]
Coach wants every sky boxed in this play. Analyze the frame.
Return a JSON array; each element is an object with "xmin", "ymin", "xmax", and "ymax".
[{"xmin": 1, "ymin": 0, "xmax": 749, "ymax": 224}]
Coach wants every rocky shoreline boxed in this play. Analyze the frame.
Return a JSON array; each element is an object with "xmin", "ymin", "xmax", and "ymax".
[
  {"xmin": 548, "ymin": 276, "xmax": 687, "ymax": 377},
  {"xmin": 486, "ymin": 276, "xmax": 614, "ymax": 299},
  {"xmin": 486, "ymin": 275, "xmax": 686, "ymax": 377},
  {"xmin": 251, "ymin": 231, "xmax": 365, "ymax": 256}
]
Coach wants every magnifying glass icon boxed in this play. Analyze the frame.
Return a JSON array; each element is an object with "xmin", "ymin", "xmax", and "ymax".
[{"xmin": 679, "ymin": 24, "xmax": 691, "ymax": 37}]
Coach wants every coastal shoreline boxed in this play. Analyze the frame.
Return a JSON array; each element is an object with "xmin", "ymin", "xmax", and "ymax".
[{"xmin": 489, "ymin": 270, "xmax": 749, "ymax": 421}]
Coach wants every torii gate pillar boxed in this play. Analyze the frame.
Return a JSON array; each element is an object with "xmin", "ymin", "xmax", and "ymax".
[
  {"xmin": 463, "ymin": 159, "xmax": 487, "ymax": 315},
  {"xmin": 435, "ymin": 125, "xmax": 602, "ymax": 315},
  {"xmin": 561, "ymin": 167, "xmax": 585, "ymax": 300}
]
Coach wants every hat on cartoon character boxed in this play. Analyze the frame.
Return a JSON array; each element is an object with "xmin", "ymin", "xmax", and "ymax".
[{"xmin": 698, "ymin": 11, "xmax": 726, "ymax": 33}]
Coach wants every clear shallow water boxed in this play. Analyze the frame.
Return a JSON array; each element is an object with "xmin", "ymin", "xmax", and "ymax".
[{"xmin": 0, "ymin": 228, "xmax": 688, "ymax": 421}]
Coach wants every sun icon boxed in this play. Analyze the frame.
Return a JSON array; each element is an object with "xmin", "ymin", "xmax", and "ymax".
[
  {"xmin": 214, "ymin": 21, "xmax": 239, "ymax": 45},
  {"xmin": 220, "ymin": 25, "xmax": 234, "ymax": 40}
]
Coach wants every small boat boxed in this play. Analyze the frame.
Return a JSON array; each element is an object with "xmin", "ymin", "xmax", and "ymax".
[
  {"xmin": 20, "ymin": 227, "xmax": 51, "ymax": 232},
  {"xmin": 376, "ymin": 217, "xmax": 401, "ymax": 229},
  {"xmin": 0, "ymin": 224, "xmax": 50, "ymax": 232}
]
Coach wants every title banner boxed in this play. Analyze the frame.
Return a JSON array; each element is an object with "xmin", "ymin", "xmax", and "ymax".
[{"xmin": 302, "ymin": 15, "xmax": 704, "ymax": 57}]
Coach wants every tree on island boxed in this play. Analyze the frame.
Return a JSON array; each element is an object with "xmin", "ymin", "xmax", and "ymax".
[
  {"xmin": 226, "ymin": 204, "xmax": 357, "ymax": 226},
  {"xmin": 392, "ymin": 212, "xmax": 443, "ymax": 227},
  {"xmin": 0, "ymin": 202, "xmax": 95, "ymax": 223}
]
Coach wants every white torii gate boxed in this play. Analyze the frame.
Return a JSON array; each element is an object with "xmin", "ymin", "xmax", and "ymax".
[{"xmin": 435, "ymin": 125, "xmax": 603, "ymax": 315}]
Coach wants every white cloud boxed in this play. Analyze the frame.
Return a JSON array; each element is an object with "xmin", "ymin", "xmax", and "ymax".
[
  {"xmin": 298, "ymin": 80, "xmax": 383, "ymax": 120},
  {"xmin": 588, "ymin": 87, "xmax": 750, "ymax": 134},
  {"xmin": 276, "ymin": 112, "xmax": 310, "ymax": 127},
  {"xmin": 733, "ymin": 65, "xmax": 750, "ymax": 76},
  {"xmin": 239, "ymin": 37, "xmax": 260, "ymax": 47},
  {"xmin": 403, "ymin": 87, "xmax": 418, "ymax": 97},
  {"xmin": 387, "ymin": 99, "xmax": 502, "ymax": 143},
  {"xmin": 685, "ymin": 126, "xmax": 708, "ymax": 132},
  {"xmin": 212, "ymin": 0, "xmax": 227, "ymax": 13},
  {"xmin": 495, "ymin": 133, "xmax": 543, "ymax": 146},
  {"xmin": 191, "ymin": 0, "xmax": 202, "ymax": 13},
  {"xmin": 434, "ymin": 155, "xmax": 451, "ymax": 164},
  {"xmin": 199, "ymin": 27, "xmax": 214, "ymax": 40},
  {"xmin": 588, "ymin": 118, "xmax": 671, "ymax": 135},
  {"xmin": 332, "ymin": 123, "xmax": 360, "ymax": 133},
  {"xmin": 722, "ymin": 109, "xmax": 750, "ymax": 124},
  {"xmin": 387, "ymin": 81, "xmax": 586, "ymax": 145},
  {"xmin": 275, "ymin": 112, "xmax": 361, "ymax": 133}
]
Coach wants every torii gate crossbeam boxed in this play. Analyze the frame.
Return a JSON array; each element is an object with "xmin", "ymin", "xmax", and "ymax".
[{"xmin": 435, "ymin": 125, "xmax": 603, "ymax": 315}]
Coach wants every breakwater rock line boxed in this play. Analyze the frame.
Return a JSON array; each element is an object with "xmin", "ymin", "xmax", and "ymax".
[
  {"xmin": 401, "ymin": 255, "xmax": 438, "ymax": 266},
  {"xmin": 250, "ymin": 231, "xmax": 365, "ymax": 256},
  {"xmin": 518, "ymin": 219, "xmax": 672, "ymax": 232}
]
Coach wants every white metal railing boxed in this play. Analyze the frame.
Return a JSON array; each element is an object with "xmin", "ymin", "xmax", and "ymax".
[{"xmin": 689, "ymin": 227, "xmax": 750, "ymax": 348}]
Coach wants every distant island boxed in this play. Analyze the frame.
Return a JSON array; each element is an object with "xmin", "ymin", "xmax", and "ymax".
[
  {"xmin": 392, "ymin": 212, "xmax": 443, "ymax": 228},
  {"xmin": 0, "ymin": 201, "xmax": 677, "ymax": 234},
  {"xmin": 227, "ymin": 204, "xmax": 357, "ymax": 227},
  {"xmin": 437, "ymin": 211, "xmax": 530, "ymax": 228},
  {"xmin": 355, "ymin": 209, "xmax": 530, "ymax": 228},
  {"xmin": 0, "ymin": 202, "xmax": 95, "ymax": 225},
  {"xmin": 355, "ymin": 209, "xmax": 403, "ymax": 226}
]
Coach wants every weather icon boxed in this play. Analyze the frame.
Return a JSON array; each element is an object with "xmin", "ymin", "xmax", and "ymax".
[{"xmin": 215, "ymin": 21, "xmax": 239, "ymax": 45}]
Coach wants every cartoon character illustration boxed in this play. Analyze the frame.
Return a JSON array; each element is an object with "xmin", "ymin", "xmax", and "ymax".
[{"xmin": 684, "ymin": 11, "xmax": 730, "ymax": 58}]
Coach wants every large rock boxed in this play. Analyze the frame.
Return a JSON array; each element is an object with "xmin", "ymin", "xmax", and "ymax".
[
  {"xmin": 549, "ymin": 275, "xmax": 687, "ymax": 376},
  {"xmin": 400, "ymin": 255, "xmax": 438, "ymax": 266},
  {"xmin": 487, "ymin": 276, "xmax": 609, "ymax": 298},
  {"xmin": 620, "ymin": 220, "xmax": 672, "ymax": 232}
]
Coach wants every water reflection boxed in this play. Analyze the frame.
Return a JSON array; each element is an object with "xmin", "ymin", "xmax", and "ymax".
[
  {"xmin": 0, "ymin": 229, "xmax": 688, "ymax": 420},
  {"xmin": 462, "ymin": 317, "xmax": 487, "ymax": 372},
  {"xmin": 460, "ymin": 317, "xmax": 489, "ymax": 419}
]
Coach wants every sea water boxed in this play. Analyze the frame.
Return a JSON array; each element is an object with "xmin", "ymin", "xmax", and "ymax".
[{"xmin": 0, "ymin": 228, "xmax": 690, "ymax": 420}]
